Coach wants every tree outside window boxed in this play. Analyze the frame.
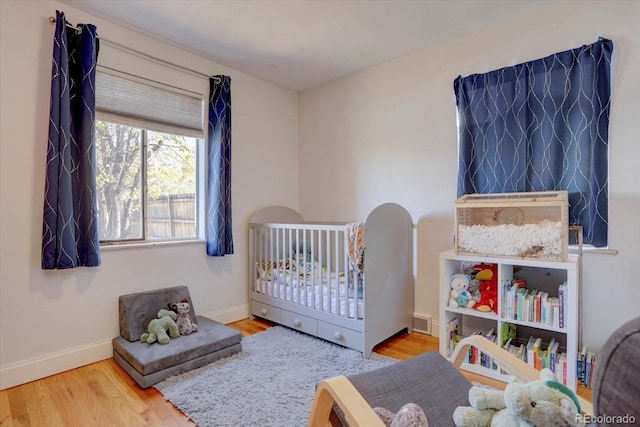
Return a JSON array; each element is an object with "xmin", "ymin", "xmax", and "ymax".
[{"xmin": 95, "ymin": 120, "xmax": 199, "ymax": 243}]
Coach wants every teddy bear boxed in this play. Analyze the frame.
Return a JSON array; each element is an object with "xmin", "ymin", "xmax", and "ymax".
[
  {"xmin": 461, "ymin": 265, "xmax": 482, "ymax": 304},
  {"xmin": 449, "ymin": 274, "xmax": 476, "ymax": 308},
  {"xmin": 468, "ymin": 278, "xmax": 482, "ymax": 304},
  {"xmin": 140, "ymin": 309, "xmax": 180, "ymax": 344},
  {"xmin": 374, "ymin": 403, "xmax": 429, "ymax": 427},
  {"xmin": 474, "ymin": 264, "xmax": 498, "ymax": 313},
  {"xmin": 452, "ymin": 368, "xmax": 581, "ymax": 427},
  {"xmin": 169, "ymin": 299, "xmax": 198, "ymax": 335}
]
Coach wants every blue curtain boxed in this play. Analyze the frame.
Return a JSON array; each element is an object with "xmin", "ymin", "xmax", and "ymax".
[
  {"xmin": 42, "ymin": 11, "xmax": 101, "ymax": 269},
  {"xmin": 454, "ymin": 38, "xmax": 612, "ymax": 247},
  {"xmin": 206, "ymin": 76, "xmax": 234, "ymax": 256}
]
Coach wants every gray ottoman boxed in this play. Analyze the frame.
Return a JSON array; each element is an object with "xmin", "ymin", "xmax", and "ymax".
[{"xmin": 112, "ymin": 285, "xmax": 242, "ymax": 388}]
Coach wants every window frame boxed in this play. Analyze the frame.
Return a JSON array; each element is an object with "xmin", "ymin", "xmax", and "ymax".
[{"xmin": 95, "ymin": 119, "xmax": 204, "ymax": 246}]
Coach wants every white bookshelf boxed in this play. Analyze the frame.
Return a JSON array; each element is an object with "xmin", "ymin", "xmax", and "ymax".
[{"xmin": 439, "ymin": 249, "xmax": 579, "ymax": 391}]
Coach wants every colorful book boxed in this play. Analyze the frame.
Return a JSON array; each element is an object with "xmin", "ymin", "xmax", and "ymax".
[
  {"xmin": 578, "ymin": 344, "xmax": 587, "ymax": 384},
  {"xmin": 585, "ymin": 351, "xmax": 594, "ymax": 387}
]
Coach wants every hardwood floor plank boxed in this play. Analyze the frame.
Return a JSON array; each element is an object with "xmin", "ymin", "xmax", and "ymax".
[
  {"xmin": 43, "ymin": 373, "xmax": 101, "ymax": 427},
  {"xmin": 5, "ymin": 386, "xmax": 29, "ymax": 427},
  {"xmin": 99, "ymin": 359, "xmax": 193, "ymax": 427},
  {"xmin": 0, "ymin": 319, "xmax": 591, "ymax": 426},
  {"xmin": 77, "ymin": 363, "xmax": 148, "ymax": 426},
  {"xmin": 227, "ymin": 317, "xmax": 274, "ymax": 336},
  {"xmin": 0, "ymin": 388, "xmax": 15, "ymax": 427},
  {"xmin": 20, "ymin": 380, "xmax": 64, "ymax": 427}
]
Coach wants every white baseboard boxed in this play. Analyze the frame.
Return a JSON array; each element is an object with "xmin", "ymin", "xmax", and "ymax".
[
  {"xmin": 0, "ymin": 339, "xmax": 113, "ymax": 391},
  {"xmin": 0, "ymin": 303, "xmax": 249, "ymax": 391},
  {"xmin": 202, "ymin": 304, "xmax": 249, "ymax": 325}
]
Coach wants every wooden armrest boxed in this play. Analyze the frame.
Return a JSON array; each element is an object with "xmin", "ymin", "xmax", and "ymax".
[
  {"xmin": 451, "ymin": 335, "xmax": 593, "ymax": 415},
  {"xmin": 308, "ymin": 337, "xmax": 593, "ymax": 425},
  {"xmin": 308, "ymin": 376, "xmax": 385, "ymax": 427},
  {"xmin": 451, "ymin": 335, "xmax": 540, "ymax": 382}
]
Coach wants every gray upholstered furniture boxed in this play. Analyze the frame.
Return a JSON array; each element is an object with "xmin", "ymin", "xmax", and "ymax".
[
  {"xmin": 112, "ymin": 286, "xmax": 242, "ymax": 388},
  {"xmin": 592, "ymin": 315, "xmax": 640, "ymax": 425},
  {"xmin": 329, "ymin": 351, "xmax": 472, "ymax": 426},
  {"xmin": 310, "ymin": 316, "xmax": 640, "ymax": 427}
]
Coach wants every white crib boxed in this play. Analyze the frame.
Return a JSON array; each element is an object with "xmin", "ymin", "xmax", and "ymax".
[{"xmin": 248, "ymin": 203, "xmax": 414, "ymax": 357}]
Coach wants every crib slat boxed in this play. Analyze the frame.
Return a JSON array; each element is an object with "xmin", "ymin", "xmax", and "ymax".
[
  {"xmin": 318, "ymin": 229, "xmax": 322, "ymax": 313},
  {"xmin": 252, "ymin": 222, "xmax": 363, "ymax": 321},
  {"xmin": 299, "ymin": 228, "xmax": 304, "ymax": 306},
  {"xmin": 337, "ymin": 229, "xmax": 342, "ymax": 317}
]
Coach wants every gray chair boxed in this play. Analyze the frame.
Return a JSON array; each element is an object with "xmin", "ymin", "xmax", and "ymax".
[
  {"xmin": 592, "ymin": 316, "xmax": 640, "ymax": 426},
  {"xmin": 310, "ymin": 316, "xmax": 640, "ymax": 426}
]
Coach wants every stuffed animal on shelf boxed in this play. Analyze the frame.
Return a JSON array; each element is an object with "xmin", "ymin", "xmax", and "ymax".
[
  {"xmin": 374, "ymin": 403, "xmax": 429, "ymax": 427},
  {"xmin": 453, "ymin": 368, "xmax": 581, "ymax": 427},
  {"xmin": 449, "ymin": 274, "xmax": 475, "ymax": 308},
  {"xmin": 468, "ymin": 278, "xmax": 482, "ymax": 304},
  {"xmin": 474, "ymin": 264, "xmax": 498, "ymax": 314},
  {"xmin": 169, "ymin": 299, "xmax": 199, "ymax": 335},
  {"xmin": 140, "ymin": 309, "xmax": 180, "ymax": 344}
]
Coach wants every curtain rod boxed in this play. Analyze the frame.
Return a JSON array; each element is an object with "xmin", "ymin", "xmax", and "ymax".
[{"xmin": 49, "ymin": 16, "xmax": 216, "ymax": 81}]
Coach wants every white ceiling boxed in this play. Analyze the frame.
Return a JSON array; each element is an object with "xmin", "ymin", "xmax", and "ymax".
[{"xmin": 59, "ymin": 0, "xmax": 556, "ymax": 91}]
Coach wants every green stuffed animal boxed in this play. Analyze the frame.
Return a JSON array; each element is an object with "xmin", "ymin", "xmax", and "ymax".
[
  {"xmin": 140, "ymin": 309, "xmax": 180, "ymax": 344},
  {"xmin": 453, "ymin": 368, "xmax": 581, "ymax": 427}
]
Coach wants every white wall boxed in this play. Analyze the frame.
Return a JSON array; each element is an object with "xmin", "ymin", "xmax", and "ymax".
[
  {"xmin": 2, "ymin": 0, "xmax": 638, "ymax": 391},
  {"xmin": 298, "ymin": 1, "xmax": 640, "ymax": 350},
  {"xmin": 0, "ymin": 1, "xmax": 299, "ymax": 389}
]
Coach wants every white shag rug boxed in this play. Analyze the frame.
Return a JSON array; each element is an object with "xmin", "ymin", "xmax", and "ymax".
[{"xmin": 155, "ymin": 326, "xmax": 397, "ymax": 427}]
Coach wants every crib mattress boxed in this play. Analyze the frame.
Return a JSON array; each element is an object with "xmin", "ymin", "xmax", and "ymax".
[{"xmin": 254, "ymin": 279, "xmax": 364, "ymax": 319}]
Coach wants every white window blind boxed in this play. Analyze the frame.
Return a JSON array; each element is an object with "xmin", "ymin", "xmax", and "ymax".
[{"xmin": 95, "ymin": 70, "xmax": 204, "ymax": 138}]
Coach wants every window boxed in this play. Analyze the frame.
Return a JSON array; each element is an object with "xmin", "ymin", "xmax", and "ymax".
[
  {"xmin": 95, "ymin": 70, "xmax": 204, "ymax": 244},
  {"xmin": 95, "ymin": 122, "xmax": 199, "ymax": 242},
  {"xmin": 454, "ymin": 38, "xmax": 612, "ymax": 247}
]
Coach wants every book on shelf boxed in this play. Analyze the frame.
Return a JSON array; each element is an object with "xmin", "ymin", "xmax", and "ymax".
[
  {"xmin": 446, "ymin": 317, "xmax": 460, "ymax": 357},
  {"xmin": 578, "ymin": 344, "xmax": 587, "ymax": 384},
  {"xmin": 548, "ymin": 338, "xmax": 559, "ymax": 370},
  {"xmin": 501, "ymin": 279, "xmax": 567, "ymax": 328},
  {"xmin": 500, "ymin": 322, "xmax": 516, "ymax": 346},
  {"xmin": 585, "ymin": 351, "xmax": 595, "ymax": 388},
  {"xmin": 445, "ymin": 320, "xmax": 573, "ymax": 387},
  {"xmin": 558, "ymin": 281, "xmax": 568, "ymax": 328},
  {"xmin": 450, "ymin": 335, "xmax": 462, "ymax": 358},
  {"xmin": 576, "ymin": 345, "xmax": 598, "ymax": 389},
  {"xmin": 556, "ymin": 353, "xmax": 568, "ymax": 385}
]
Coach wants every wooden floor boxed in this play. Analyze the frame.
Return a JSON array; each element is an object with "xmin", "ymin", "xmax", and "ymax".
[{"xmin": 0, "ymin": 318, "xmax": 592, "ymax": 426}]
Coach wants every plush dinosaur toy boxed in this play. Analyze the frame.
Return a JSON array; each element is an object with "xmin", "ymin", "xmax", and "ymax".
[
  {"xmin": 453, "ymin": 368, "xmax": 581, "ymax": 427},
  {"xmin": 140, "ymin": 309, "xmax": 180, "ymax": 344}
]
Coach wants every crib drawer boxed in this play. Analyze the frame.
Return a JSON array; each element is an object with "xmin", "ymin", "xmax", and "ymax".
[
  {"xmin": 251, "ymin": 301, "xmax": 281, "ymax": 323},
  {"xmin": 317, "ymin": 321, "xmax": 363, "ymax": 350},
  {"xmin": 280, "ymin": 310, "xmax": 317, "ymax": 336}
]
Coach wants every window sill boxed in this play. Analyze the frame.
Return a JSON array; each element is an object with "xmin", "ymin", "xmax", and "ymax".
[
  {"xmin": 569, "ymin": 246, "xmax": 618, "ymax": 256},
  {"xmin": 100, "ymin": 239, "xmax": 205, "ymax": 251}
]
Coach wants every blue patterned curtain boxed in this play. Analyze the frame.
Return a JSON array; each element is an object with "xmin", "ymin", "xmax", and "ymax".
[
  {"xmin": 206, "ymin": 76, "xmax": 234, "ymax": 256},
  {"xmin": 455, "ymin": 38, "xmax": 612, "ymax": 247},
  {"xmin": 42, "ymin": 11, "xmax": 101, "ymax": 269}
]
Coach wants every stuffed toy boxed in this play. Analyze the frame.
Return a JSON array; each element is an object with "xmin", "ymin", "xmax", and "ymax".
[
  {"xmin": 449, "ymin": 274, "xmax": 475, "ymax": 308},
  {"xmin": 461, "ymin": 265, "xmax": 482, "ymax": 304},
  {"xmin": 374, "ymin": 403, "xmax": 429, "ymax": 427},
  {"xmin": 140, "ymin": 309, "xmax": 180, "ymax": 344},
  {"xmin": 468, "ymin": 279, "xmax": 482, "ymax": 304},
  {"xmin": 452, "ymin": 368, "xmax": 581, "ymax": 427},
  {"xmin": 474, "ymin": 265, "xmax": 498, "ymax": 313},
  {"xmin": 169, "ymin": 299, "xmax": 198, "ymax": 335}
]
